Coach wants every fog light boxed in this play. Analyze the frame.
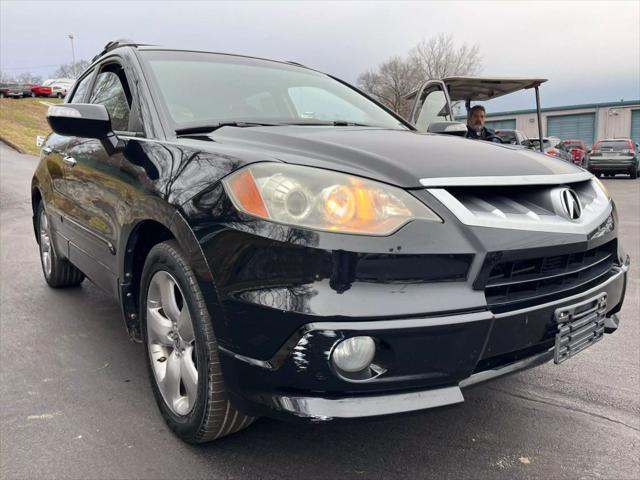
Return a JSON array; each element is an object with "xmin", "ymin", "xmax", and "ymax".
[{"xmin": 331, "ymin": 336, "xmax": 376, "ymax": 372}]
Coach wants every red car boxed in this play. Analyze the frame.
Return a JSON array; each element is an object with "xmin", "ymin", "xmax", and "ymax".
[
  {"xmin": 30, "ymin": 84, "xmax": 53, "ymax": 97},
  {"xmin": 560, "ymin": 139, "xmax": 587, "ymax": 166}
]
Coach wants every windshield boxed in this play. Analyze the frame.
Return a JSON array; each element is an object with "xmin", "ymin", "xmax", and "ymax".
[
  {"xmin": 496, "ymin": 131, "xmax": 517, "ymax": 143},
  {"xmin": 141, "ymin": 50, "xmax": 407, "ymax": 131},
  {"xmin": 526, "ymin": 139, "xmax": 552, "ymax": 149},
  {"xmin": 597, "ymin": 140, "xmax": 630, "ymax": 151}
]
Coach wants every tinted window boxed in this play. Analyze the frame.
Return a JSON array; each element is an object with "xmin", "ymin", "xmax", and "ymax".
[
  {"xmin": 496, "ymin": 131, "xmax": 517, "ymax": 144},
  {"xmin": 69, "ymin": 72, "xmax": 93, "ymax": 103},
  {"xmin": 90, "ymin": 70, "xmax": 130, "ymax": 131},
  {"xmin": 597, "ymin": 140, "xmax": 630, "ymax": 151},
  {"xmin": 525, "ymin": 139, "xmax": 552, "ymax": 149},
  {"xmin": 141, "ymin": 50, "xmax": 406, "ymax": 130}
]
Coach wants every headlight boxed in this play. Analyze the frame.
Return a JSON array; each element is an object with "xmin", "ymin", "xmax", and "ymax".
[
  {"xmin": 222, "ymin": 163, "xmax": 441, "ymax": 235},
  {"xmin": 592, "ymin": 176, "xmax": 610, "ymax": 199}
]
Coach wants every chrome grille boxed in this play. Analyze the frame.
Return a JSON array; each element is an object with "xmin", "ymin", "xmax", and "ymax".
[{"xmin": 426, "ymin": 179, "xmax": 611, "ymax": 234}]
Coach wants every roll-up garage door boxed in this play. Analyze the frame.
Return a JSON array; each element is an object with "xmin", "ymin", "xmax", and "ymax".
[
  {"xmin": 485, "ymin": 119, "xmax": 516, "ymax": 130},
  {"xmin": 547, "ymin": 113, "xmax": 596, "ymax": 144},
  {"xmin": 631, "ymin": 109, "xmax": 640, "ymax": 146}
]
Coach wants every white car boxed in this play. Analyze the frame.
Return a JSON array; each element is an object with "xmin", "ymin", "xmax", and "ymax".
[{"xmin": 43, "ymin": 78, "xmax": 75, "ymax": 98}]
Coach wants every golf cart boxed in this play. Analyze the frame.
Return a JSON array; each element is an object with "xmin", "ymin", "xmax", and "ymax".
[{"xmin": 405, "ymin": 76, "xmax": 547, "ymax": 152}]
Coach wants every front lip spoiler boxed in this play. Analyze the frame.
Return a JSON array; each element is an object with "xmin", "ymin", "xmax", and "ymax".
[{"xmin": 273, "ymin": 347, "xmax": 555, "ymax": 420}]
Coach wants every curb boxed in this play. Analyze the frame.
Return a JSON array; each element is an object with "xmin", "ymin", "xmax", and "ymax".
[{"xmin": 0, "ymin": 135, "xmax": 28, "ymax": 154}]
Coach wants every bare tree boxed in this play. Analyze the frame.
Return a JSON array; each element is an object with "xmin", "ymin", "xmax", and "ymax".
[
  {"xmin": 357, "ymin": 56, "xmax": 422, "ymax": 119},
  {"xmin": 357, "ymin": 34, "xmax": 482, "ymax": 118},
  {"xmin": 15, "ymin": 72, "xmax": 43, "ymax": 84},
  {"xmin": 410, "ymin": 33, "xmax": 481, "ymax": 79},
  {"xmin": 0, "ymin": 71, "xmax": 14, "ymax": 83},
  {"xmin": 53, "ymin": 60, "xmax": 89, "ymax": 79}
]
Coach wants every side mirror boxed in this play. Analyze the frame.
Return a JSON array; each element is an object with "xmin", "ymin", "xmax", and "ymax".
[
  {"xmin": 46, "ymin": 103, "xmax": 122, "ymax": 154},
  {"xmin": 426, "ymin": 121, "xmax": 467, "ymax": 137}
]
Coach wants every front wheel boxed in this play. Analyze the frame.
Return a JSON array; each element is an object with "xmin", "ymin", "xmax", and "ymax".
[{"xmin": 140, "ymin": 240, "xmax": 254, "ymax": 443}]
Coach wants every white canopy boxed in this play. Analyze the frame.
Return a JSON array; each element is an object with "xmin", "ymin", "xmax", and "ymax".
[{"xmin": 406, "ymin": 76, "xmax": 547, "ymax": 102}]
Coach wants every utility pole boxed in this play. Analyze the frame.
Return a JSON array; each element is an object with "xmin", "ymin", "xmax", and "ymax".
[{"xmin": 68, "ymin": 34, "xmax": 76, "ymax": 77}]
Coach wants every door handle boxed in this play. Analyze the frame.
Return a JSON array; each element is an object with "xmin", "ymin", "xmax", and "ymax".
[{"xmin": 62, "ymin": 155, "xmax": 77, "ymax": 167}]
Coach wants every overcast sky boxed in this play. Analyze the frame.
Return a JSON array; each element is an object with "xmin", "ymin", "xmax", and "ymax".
[{"xmin": 1, "ymin": 0, "xmax": 638, "ymax": 112}]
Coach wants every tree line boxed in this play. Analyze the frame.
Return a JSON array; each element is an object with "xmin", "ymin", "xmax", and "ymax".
[{"xmin": 0, "ymin": 60, "xmax": 90, "ymax": 84}]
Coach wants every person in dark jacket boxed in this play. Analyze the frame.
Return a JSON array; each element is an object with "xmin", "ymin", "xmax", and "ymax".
[{"xmin": 466, "ymin": 105, "xmax": 499, "ymax": 141}]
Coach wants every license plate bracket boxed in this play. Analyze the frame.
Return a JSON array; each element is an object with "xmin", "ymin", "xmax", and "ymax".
[{"xmin": 554, "ymin": 293, "xmax": 607, "ymax": 364}]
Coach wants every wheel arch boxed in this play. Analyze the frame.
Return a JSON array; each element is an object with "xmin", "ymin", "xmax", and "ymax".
[
  {"xmin": 31, "ymin": 183, "xmax": 43, "ymax": 241},
  {"xmin": 119, "ymin": 211, "xmax": 216, "ymax": 342},
  {"xmin": 120, "ymin": 218, "xmax": 175, "ymax": 341}
]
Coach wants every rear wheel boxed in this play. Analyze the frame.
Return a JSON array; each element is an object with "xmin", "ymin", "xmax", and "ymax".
[
  {"xmin": 140, "ymin": 240, "xmax": 254, "ymax": 443},
  {"xmin": 630, "ymin": 168, "xmax": 638, "ymax": 179},
  {"xmin": 37, "ymin": 203, "xmax": 84, "ymax": 288}
]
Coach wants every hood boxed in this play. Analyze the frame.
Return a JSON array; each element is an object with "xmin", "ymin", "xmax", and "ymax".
[{"xmin": 202, "ymin": 126, "xmax": 584, "ymax": 188}]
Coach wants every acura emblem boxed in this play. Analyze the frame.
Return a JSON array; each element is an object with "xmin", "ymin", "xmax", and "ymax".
[{"xmin": 560, "ymin": 188, "xmax": 582, "ymax": 220}]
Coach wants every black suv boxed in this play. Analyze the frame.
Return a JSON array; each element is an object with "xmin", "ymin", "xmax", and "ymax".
[{"xmin": 32, "ymin": 42, "xmax": 629, "ymax": 443}]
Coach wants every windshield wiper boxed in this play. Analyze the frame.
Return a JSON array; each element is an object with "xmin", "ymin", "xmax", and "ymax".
[
  {"xmin": 279, "ymin": 120, "xmax": 383, "ymax": 127},
  {"xmin": 175, "ymin": 122, "xmax": 279, "ymax": 136},
  {"xmin": 331, "ymin": 120, "xmax": 379, "ymax": 127}
]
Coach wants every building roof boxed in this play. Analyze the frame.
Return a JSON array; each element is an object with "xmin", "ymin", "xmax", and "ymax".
[{"xmin": 487, "ymin": 100, "xmax": 640, "ymax": 118}]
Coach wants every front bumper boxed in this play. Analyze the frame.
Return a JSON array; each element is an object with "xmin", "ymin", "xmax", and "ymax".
[{"xmin": 218, "ymin": 262, "xmax": 627, "ymax": 421}]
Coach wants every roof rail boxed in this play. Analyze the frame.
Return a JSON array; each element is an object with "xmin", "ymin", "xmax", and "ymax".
[{"xmin": 91, "ymin": 39, "xmax": 151, "ymax": 62}]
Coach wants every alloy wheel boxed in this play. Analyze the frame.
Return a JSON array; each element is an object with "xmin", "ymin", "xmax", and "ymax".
[
  {"xmin": 146, "ymin": 270, "xmax": 198, "ymax": 416},
  {"xmin": 39, "ymin": 209, "xmax": 52, "ymax": 276}
]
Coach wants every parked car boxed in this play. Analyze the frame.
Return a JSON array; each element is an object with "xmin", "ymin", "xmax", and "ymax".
[
  {"xmin": 0, "ymin": 83, "xmax": 23, "ymax": 98},
  {"xmin": 586, "ymin": 138, "xmax": 639, "ymax": 179},
  {"xmin": 43, "ymin": 78, "xmax": 75, "ymax": 98},
  {"xmin": 495, "ymin": 128, "xmax": 528, "ymax": 145},
  {"xmin": 33, "ymin": 41, "xmax": 629, "ymax": 444},
  {"xmin": 31, "ymin": 84, "xmax": 53, "ymax": 97},
  {"xmin": 523, "ymin": 137, "xmax": 574, "ymax": 162},
  {"xmin": 17, "ymin": 83, "xmax": 37, "ymax": 97},
  {"xmin": 560, "ymin": 139, "xmax": 587, "ymax": 166}
]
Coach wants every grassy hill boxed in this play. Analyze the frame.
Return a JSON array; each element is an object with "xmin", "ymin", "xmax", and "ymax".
[{"xmin": 0, "ymin": 97, "xmax": 62, "ymax": 155}]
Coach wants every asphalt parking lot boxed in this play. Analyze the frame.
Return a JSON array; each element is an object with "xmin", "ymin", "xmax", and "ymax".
[{"xmin": 1, "ymin": 142, "xmax": 638, "ymax": 480}]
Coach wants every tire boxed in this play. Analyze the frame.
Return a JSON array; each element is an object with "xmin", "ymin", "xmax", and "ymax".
[
  {"xmin": 0, "ymin": 92, "xmax": 4, "ymax": 98},
  {"xmin": 36, "ymin": 202, "xmax": 85, "ymax": 288},
  {"xmin": 140, "ymin": 240, "xmax": 254, "ymax": 443},
  {"xmin": 56, "ymin": 92, "xmax": 63, "ymax": 98},
  {"xmin": 31, "ymin": 92, "xmax": 36, "ymax": 98},
  {"xmin": 631, "ymin": 168, "xmax": 638, "ymax": 180}
]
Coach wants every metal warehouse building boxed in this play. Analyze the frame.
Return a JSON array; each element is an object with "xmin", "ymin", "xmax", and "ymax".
[{"xmin": 484, "ymin": 100, "xmax": 640, "ymax": 147}]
